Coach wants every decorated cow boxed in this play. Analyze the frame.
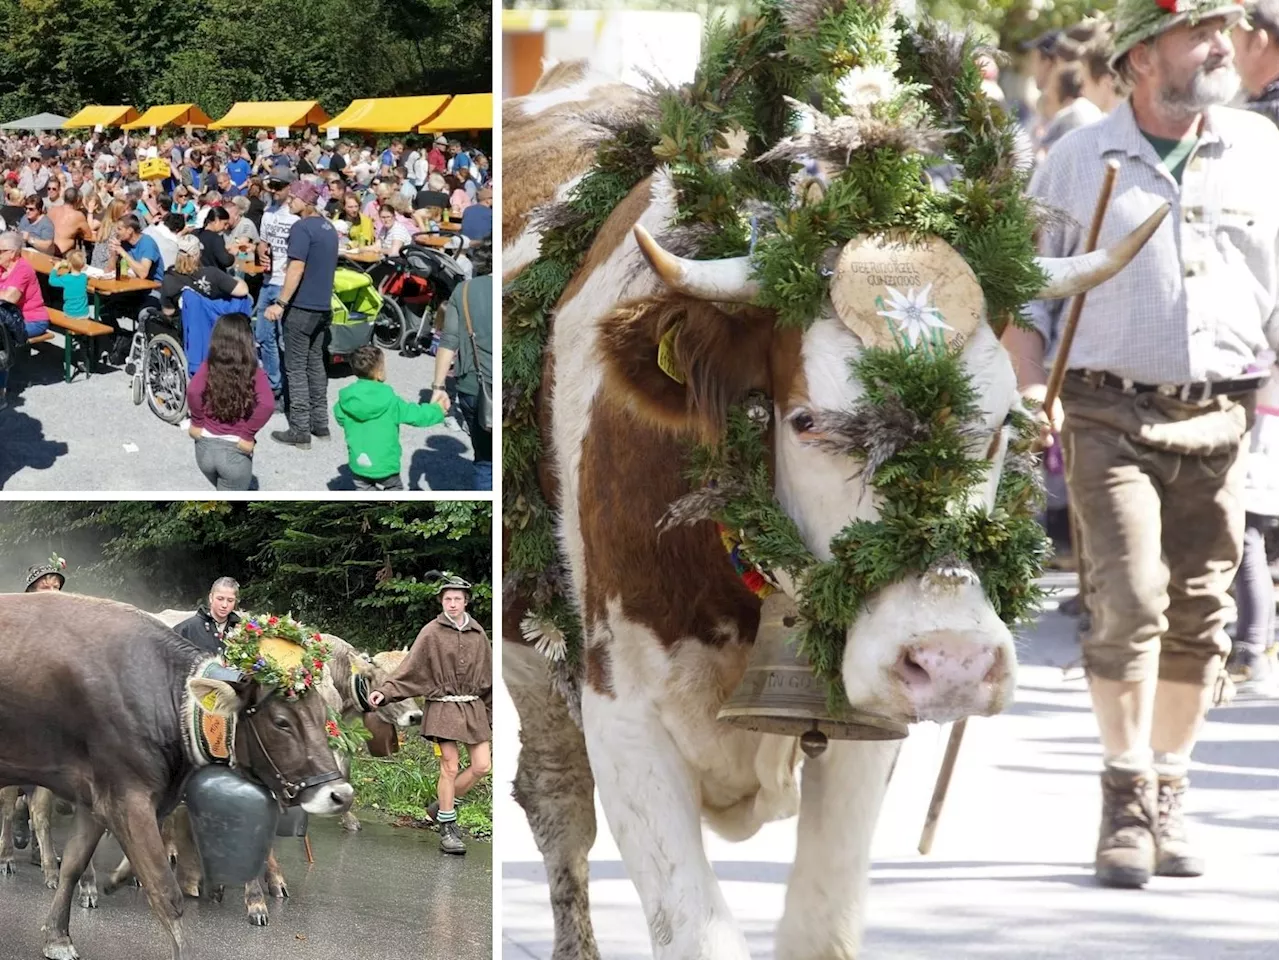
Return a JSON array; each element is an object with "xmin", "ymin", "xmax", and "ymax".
[{"xmin": 501, "ymin": 4, "xmax": 1167, "ymax": 958}]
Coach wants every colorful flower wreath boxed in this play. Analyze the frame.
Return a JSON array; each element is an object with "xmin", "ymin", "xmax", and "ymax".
[{"xmin": 222, "ymin": 613, "xmax": 331, "ymax": 700}]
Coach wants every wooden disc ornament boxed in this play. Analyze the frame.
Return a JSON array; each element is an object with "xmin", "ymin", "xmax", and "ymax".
[{"xmin": 829, "ymin": 232, "xmax": 984, "ymax": 352}]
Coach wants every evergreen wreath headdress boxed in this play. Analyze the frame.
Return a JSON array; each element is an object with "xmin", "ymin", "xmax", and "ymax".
[
  {"xmin": 505, "ymin": 0, "xmax": 1054, "ymax": 707},
  {"xmin": 222, "ymin": 613, "xmax": 332, "ymax": 701}
]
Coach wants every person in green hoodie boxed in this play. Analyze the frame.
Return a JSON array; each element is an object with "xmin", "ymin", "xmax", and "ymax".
[{"xmin": 334, "ymin": 344, "xmax": 445, "ymax": 490}]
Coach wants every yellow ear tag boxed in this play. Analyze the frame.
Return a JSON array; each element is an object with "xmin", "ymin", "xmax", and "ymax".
[
  {"xmin": 657, "ymin": 324, "xmax": 685, "ymax": 384},
  {"xmin": 200, "ymin": 691, "xmax": 220, "ymax": 712},
  {"xmin": 351, "ymin": 661, "xmax": 361, "ymax": 676}
]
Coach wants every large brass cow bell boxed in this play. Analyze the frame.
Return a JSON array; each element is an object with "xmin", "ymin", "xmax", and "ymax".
[{"xmin": 717, "ymin": 592, "xmax": 908, "ymax": 757}]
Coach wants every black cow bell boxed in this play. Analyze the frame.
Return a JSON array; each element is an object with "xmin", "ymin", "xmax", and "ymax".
[
  {"xmin": 275, "ymin": 806, "xmax": 309, "ymax": 837},
  {"xmin": 184, "ymin": 766, "xmax": 278, "ymax": 887}
]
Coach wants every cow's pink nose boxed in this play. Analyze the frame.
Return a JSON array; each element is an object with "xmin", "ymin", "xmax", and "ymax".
[{"xmin": 893, "ymin": 633, "xmax": 1008, "ymax": 721}]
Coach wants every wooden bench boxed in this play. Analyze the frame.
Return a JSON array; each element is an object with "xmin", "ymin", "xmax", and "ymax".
[{"xmin": 46, "ymin": 309, "xmax": 115, "ymax": 383}]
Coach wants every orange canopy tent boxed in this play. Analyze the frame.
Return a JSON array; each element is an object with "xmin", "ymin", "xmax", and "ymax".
[
  {"xmin": 416, "ymin": 94, "xmax": 493, "ymax": 134},
  {"xmin": 121, "ymin": 104, "xmax": 214, "ymax": 130},
  {"xmin": 63, "ymin": 105, "xmax": 139, "ymax": 129},
  {"xmin": 323, "ymin": 96, "xmax": 451, "ymax": 134},
  {"xmin": 207, "ymin": 101, "xmax": 330, "ymax": 130}
]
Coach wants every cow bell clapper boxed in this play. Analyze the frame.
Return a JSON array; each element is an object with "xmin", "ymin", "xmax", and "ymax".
[
  {"xmin": 717, "ymin": 592, "xmax": 908, "ymax": 755},
  {"xmin": 183, "ymin": 766, "xmax": 279, "ymax": 887}
]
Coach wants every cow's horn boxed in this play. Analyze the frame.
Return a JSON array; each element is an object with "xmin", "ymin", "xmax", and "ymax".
[
  {"xmin": 633, "ymin": 224, "xmax": 760, "ymax": 303},
  {"xmin": 1035, "ymin": 203, "xmax": 1170, "ymax": 300}
]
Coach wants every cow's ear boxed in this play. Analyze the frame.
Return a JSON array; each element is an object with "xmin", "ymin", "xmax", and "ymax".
[
  {"xmin": 188, "ymin": 677, "xmax": 249, "ymax": 718},
  {"xmin": 598, "ymin": 294, "xmax": 774, "ymax": 441}
]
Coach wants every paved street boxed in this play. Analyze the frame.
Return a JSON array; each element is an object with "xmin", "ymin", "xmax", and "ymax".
[
  {"xmin": 499, "ymin": 573, "xmax": 1279, "ymax": 959},
  {"xmin": 0, "ymin": 814, "xmax": 492, "ymax": 960},
  {"xmin": 0, "ymin": 339, "xmax": 479, "ymax": 492}
]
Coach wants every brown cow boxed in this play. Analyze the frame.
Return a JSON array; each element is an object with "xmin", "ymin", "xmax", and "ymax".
[
  {"xmin": 0, "ymin": 593, "xmax": 353, "ymax": 960},
  {"xmin": 502, "ymin": 61, "xmax": 1164, "ymax": 959}
]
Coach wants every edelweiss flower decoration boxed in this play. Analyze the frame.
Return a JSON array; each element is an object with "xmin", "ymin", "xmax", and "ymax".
[
  {"xmin": 875, "ymin": 284, "xmax": 953, "ymax": 348},
  {"xmin": 521, "ymin": 614, "xmax": 567, "ymax": 662}
]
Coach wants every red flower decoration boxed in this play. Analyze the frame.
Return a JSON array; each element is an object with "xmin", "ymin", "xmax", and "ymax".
[
  {"xmin": 246, "ymin": 622, "xmax": 262, "ymax": 632},
  {"xmin": 325, "ymin": 720, "xmax": 340, "ymax": 738},
  {"xmin": 312, "ymin": 633, "xmax": 322, "ymax": 642},
  {"xmin": 313, "ymin": 659, "xmax": 324, "ymax": 670},
  {"xmin": 267, "ymin": 616, "xmax": 279, "ymax": 626}
]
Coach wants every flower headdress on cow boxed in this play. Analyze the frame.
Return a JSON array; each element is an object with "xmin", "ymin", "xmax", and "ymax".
[
  {"xmin": 24, "ymin": 554, "xmax": 67, "ymax": 592},
  {"xmin": 505, "ymin": 0, "xmax": 1159, "ymax": 707},
  {"xmin": 221, "ymin": 613, "xmax": 331, "ymax": 701}
]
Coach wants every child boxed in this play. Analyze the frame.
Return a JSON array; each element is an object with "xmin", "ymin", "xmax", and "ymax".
[
  {"xmin": 48, "ymin": 249, "xmax": 91, "ymax": 319},
  {"xmin": 334, "ymin": 344, "xmax": 445, "ymax": 490}
]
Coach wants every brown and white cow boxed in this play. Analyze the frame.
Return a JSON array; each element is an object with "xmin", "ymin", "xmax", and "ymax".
[{"xmin": 503, "ymin": 63, "xmax": 1166, "ymax": 960}]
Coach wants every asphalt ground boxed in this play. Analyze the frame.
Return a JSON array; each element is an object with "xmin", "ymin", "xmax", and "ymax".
[
  {"xmin": 499, "ymin": 573, "xmax": 1280, "ymax": 959},
  {"xmin": 0, "ymin": 333, "xmax": 479, "ymax": 492},
  {"xmin": 0, "ymin": 814, "xmax": 492, "ymax": 960}
]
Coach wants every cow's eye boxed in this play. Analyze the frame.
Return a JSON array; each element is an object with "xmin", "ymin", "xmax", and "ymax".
[
  {"xmin": 788, "ymin": 409, "xmax": 816, "ymax": 434},
  {"xmin": 272, "ymin": 715, "xmax": 291, "ymax": 730}
]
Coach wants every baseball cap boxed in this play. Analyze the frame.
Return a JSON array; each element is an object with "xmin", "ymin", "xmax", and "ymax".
[
  {"xmin": 434, "ymin": 135, "xmax": 448, "ymax": 146},
  {"xmin": 266, "ymin": 170, "xmax": 296, "ymax": 189},
  {"xmin": 177, "ymin": 234, "xmax": 201, "ymax": 257},
  {"xmin": 288, "ymin": 180, "xmax": 321, "ymax": 205}
]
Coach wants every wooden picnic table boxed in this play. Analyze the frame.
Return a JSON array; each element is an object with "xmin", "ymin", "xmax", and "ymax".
[{"xmin": 24, "ymin": 247, "xmax": 162, "ymax": 341}]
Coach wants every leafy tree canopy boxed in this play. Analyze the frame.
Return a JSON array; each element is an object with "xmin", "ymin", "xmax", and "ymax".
[
  {"xmin": 0, "ymin": 501, "xmax": 492, "ymax": 652},
  {"xmin": 0, "ymin": 0, "xmax": 490, "ymax": 122}
]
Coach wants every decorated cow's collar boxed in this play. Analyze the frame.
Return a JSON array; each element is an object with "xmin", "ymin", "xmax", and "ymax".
[{"xmin": 186, "ymin": 659, "xmax": 244, "ymax": 767}]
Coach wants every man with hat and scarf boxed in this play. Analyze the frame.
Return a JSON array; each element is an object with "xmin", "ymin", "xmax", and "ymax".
[
  {"xmin": 24, "ymin": 555, "xmax": 66, "ymax": 593},
  {"xmin": 1005, "ymin": 0, "xmax": 1279, "ymax": 889},
  {"xmin": 367, "ymin": 574, "xmax": 491, "ymax": 855}
]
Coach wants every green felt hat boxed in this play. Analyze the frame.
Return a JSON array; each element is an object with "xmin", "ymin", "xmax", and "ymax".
[{"xmin": 1111, "ymin": 0, "xmax": 1246, "ymax": 66}]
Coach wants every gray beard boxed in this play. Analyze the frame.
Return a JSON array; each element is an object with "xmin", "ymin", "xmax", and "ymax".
[{"xmin": 1158, "ymin": 63, "xmax": 1242, "ymax": 118}]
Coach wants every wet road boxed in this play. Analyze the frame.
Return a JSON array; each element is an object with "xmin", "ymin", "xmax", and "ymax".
[{"xmin": 0, "ymin": 814, "xmax": 491, "ymax": 960}]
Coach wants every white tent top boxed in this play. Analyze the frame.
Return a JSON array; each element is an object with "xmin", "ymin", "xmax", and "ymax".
[{"xmin": 0, "ymin": 112, "xmax": 70, "ymax": 130}]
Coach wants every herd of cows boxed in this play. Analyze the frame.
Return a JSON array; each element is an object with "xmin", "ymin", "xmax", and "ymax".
[{"xmin": 0, "ymin": 591, "xmax": 421, "ymax": 960}]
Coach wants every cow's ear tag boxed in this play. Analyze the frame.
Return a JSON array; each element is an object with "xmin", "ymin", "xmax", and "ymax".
[
  {"xmin": 200, "ymin": 691, "xmax": 219, "ymax": 712},
  {"xmin": 350, "ymin": 660, "xmax": 361, "ymax": 676},
  {"xmin": 657, "ymin": 324, "xmax": 686, "ymax": 384}
]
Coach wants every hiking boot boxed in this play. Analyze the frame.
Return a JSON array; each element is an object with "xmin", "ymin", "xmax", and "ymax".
[
  {"xmin": 1155, "ymin": 775, "xmax": 1203, "ymax": 877},
  {"xmin": 1095, "ymin": 769, "xmax": 1156, "ymax": 888},
  {"xmin": 270, "ymin": 429, "xmax": 311, "ymax": 450},
  {"xmin": 439, "ymin": 820, "xmax": 466, "ymax": 855},
  {"xmin": 1225, "ymin": 647, "xmax": 1279, "ymax": 699}
]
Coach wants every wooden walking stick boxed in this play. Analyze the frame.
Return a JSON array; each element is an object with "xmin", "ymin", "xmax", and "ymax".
[
  {"xmin": 917, "ymin": 159, "xmax": 1123, "ymax": 857},
  {"xmin": 304, "ymin": 832, "xmax": 315, "ymax": 864}
]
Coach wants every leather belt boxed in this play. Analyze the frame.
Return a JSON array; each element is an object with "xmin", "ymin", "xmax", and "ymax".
[{"xmin": 1067, "ymin": 369, "xmax": 1270, "ymax": 403}]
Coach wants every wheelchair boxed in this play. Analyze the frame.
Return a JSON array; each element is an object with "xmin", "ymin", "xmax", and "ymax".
[{"xmin": 124, "ymin": 307, "xmax": 189, "ymax": 425}]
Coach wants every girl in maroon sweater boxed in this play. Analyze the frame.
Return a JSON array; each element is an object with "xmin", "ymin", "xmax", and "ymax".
[{"xmin": 187, "ymin": 313, "xmax": 274, "ymax": 490}]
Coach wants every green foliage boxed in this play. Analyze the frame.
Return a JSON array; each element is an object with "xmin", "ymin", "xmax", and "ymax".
[
  {"xmin": 0, "ymin": 501, "xmax": 492, "ymax": 653},
  {"xmin": 351, "ymin": 738, "xmax": 492, "ymax": 839},
  {"xmin": 0, "ymin": 0, "xmax": 490, "ymax": 122},
  {"xmin": 918, "ymin": 0, "xmax": 1116, "ymax": 52}
]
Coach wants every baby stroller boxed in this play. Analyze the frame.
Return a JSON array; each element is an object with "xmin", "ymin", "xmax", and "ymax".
[
  {"xmin": 394, "ymin": 240, "xmax": 471, "ymax": 356},
  {"xmin": 327, "ymin": 267, "xmax": 382, "ymax": 365}
]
